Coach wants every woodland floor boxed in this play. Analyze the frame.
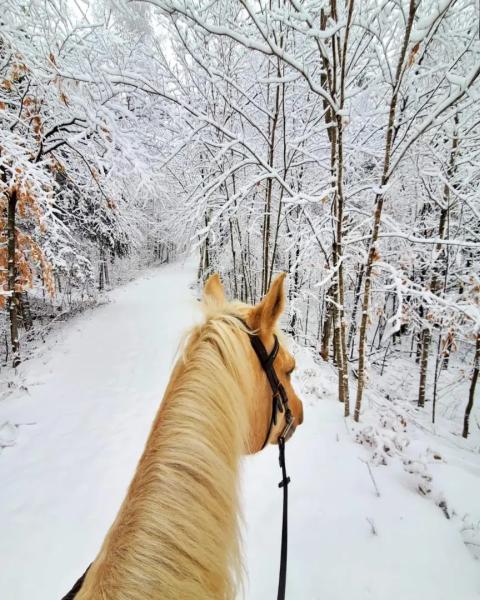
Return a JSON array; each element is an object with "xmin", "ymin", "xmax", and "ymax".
[{"xmin": 0, "ymin": 261, "xmax": 479, "ymax": 599}]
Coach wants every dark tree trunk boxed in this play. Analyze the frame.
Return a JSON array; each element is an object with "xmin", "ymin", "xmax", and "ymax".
[
  {"xmin": 463, "ymin": 334, "xmax": 480, "ymax": 438},
  {"xmin": 7, "ymin": 189, "xmax": 20, "ymax": 367},
  {"xmin": 320, "ymin": 285, "xmax": 335, "ymax": 361},
  {"xmin": 19, "ymin": 292, "xmax": 33, "ymax": 332},
  {"xmin": 348, "ymin": 264, "xmax": 364, "ymax": 357}
]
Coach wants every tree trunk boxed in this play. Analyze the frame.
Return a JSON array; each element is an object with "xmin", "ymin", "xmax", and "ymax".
[
  {"xmin": 267, "ymin": 66, "xmax": 288, "ymax": 292},
  {"xmin": 463, "ymin": 334, "xmax": 480, "ymax": 438},
  {"xmin": 417, "ymin": 118, "xmax": 458, "ymax": 406},
  {"xmin": 333, "ymin": 0, "xmax": 354, "ymax": 416},
  {"xmin": 320, "ymin": 285, "xmax": 335, "ymax": 361},
  {"xmin": 7, "ymin": 189, "xmax": 20, "ymax": 367},
  {"xmin": 262, "ymin": 60, "xmax": 281, "ymax": 297},
  {"xmin": 418, "ymin": 328, "xmax": 430, "ymax": 407},
  {"xmin": 19, "ymin": 292, "xmax": 33, "ymax": 332},
  {"xmin": 99, "ymin": 245, "xmax": 105, "ymax": 291},
  {"xmin": 354, "ymin": 0, "xmax": 417, "ymax": 422},
  {"xmin": 289, "ymin": 226, "xmax": 300, "ymax": 338},
  {"xmin": 228, "ymin": 216, "xmax": 238, "ymax": 298},
  {"xmin": 432, "ymin": 332, "xmax": 443, "ymax": 423},
  {"xmin": 348, "ymin": 264, "xmax": 364, "ymax": 357}
]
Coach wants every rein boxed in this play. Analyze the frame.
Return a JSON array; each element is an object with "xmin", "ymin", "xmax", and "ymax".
[
  {"xmin": 62, "ymin": 323, "xmax": 293, "ymax": 600},
  {"xmin": 61, "ymin": 567, "xmax": 90, "ymax": 600},
  {"xmin": 247, "ymin": 330, "xmax": 292, "ymax": 600}
]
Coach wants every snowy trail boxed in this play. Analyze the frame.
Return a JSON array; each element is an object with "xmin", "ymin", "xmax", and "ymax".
[
  {"xmin": 0, "ymin": 263, "xmax": 198, "ymax": 599},
  {"xmin": 1, "ymin": 263, "xmax": 479, "ymax": 600}
]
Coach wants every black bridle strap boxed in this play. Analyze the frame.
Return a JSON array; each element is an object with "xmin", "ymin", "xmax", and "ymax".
[
  {"xmin": 248, "ymin": 333, "xmax": 293, "ymax": 450},
  {"xmin": 247, "ymin": 331, "xmax": 291, "ymax": 600},
  {"xmin": 249, "ymin": 334, "xmax": 281, "ymax": 449},
  {"xmin": 277, "ymin": 436, "xmax": 290, "ymax": 600},
  {"xmin": 61, "ymin": 564, "xmax": 91, "ymax": 600}
]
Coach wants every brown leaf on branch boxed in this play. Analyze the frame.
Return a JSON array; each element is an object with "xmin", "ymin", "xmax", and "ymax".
[
  {"xmin": 371, "ymin": 247, "xmax": 381, "ymax": 262},
  {"xmin": 11, "ymin": 63, "xmax": 27, "ymax": 81},
  {"xmin": 408, "ymin": 43, "xmax": 420, "ymax": 67},
  {"xmin": 32, "ymin": 115, "xmax": 42, "ymax": 136}
]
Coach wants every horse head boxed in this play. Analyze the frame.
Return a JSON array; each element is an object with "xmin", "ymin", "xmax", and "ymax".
[{"xmin": 203, "ymin": 272, "xmax": 304, "ymax": 454}]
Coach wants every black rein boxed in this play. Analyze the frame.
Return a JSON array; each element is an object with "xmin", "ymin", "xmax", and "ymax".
[{"xmin": 247, "ymin": 330, "xmax": 292, "ymax": 600}]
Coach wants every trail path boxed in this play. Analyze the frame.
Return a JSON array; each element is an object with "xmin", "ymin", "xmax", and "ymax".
[{"xmin": 1, "ymin": 262, "xmax": 479, "ymax": 599}]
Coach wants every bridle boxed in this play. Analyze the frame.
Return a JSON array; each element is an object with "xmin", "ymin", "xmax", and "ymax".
[
  {"xmin": 247, "ymin": 329, "xmax": 294, "ymax": 600},
  {"xmin": 248, "ymin": 332, "xmax": 295, "ymax": 449},
  {"xmin": 63, "ymin": 324, "xmax": 295, "ymax": 600}
]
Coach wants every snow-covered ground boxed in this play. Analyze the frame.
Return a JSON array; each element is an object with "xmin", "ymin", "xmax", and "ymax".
[{"xmin": 1, "ymin": 262, "xmax": 479, "ymax": 599}]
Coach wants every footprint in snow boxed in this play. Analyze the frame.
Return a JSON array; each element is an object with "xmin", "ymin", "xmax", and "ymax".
[{"xmin": 0, "ymin": 421, "xmax": 19, "ymax": 448}]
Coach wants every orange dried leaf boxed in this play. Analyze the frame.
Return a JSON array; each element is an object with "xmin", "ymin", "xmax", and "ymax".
[
  {"xmin": 371, "ymin": 247, "xmax": 381, "ymax": 262},
  {"xmin": 408, "ymin": 43, "xmax": 420, "ymax": 67}
]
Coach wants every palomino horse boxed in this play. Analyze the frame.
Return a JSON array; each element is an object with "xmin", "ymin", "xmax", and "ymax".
[{"xmin": 74, "ymin": 273, "xmax": 303, "ymax": 599}]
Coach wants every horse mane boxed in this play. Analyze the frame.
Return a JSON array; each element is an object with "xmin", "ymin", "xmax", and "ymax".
[{"xmin": 76, "ymin": 298, "xmax": 253, "ymax": 599}]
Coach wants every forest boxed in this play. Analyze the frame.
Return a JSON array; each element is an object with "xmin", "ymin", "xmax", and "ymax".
[
  {"xmin": 1, "ymin": 2, "xmax": 480, "ymax": 598},
  {"xmin": 2, "ymin": 0, "xmax": 479, "ymax": 433}
]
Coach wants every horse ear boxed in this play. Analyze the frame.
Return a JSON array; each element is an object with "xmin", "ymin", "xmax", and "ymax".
[
  {"xmin": 250, "ymin": 273, "xmax": 287, "ymax": 333},
  {"xmin": 203, "ymin": 273, "xmax": 225, "ymax": 304}
]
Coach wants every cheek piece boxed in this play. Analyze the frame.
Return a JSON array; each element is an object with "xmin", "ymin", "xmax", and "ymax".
[{"xmin": 248, "ymin": 333, "xmax": 294, "ymax": 449}]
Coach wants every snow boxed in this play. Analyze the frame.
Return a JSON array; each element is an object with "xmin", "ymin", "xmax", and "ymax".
[
  {"xmin": 0, "ymin": 263, "xmax": 198, "ymax": 598},
  {"xmin": 0, "ymin": 421, "xmax": 18, "ymax": 447},
  {"xmin": 1, "ymin": 262, "xmax": 479, "ymax": 599},
  {"xmin": 410, "ymin": 0, "xmax": 452, "ymax": 44},
  {"xmin": 244, "ymin": 349, "xmax": 480, "ymax": 599}
]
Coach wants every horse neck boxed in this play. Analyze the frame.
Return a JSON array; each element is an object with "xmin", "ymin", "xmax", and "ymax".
[{"xmin": 77, "ymin": 323, "xmax": 251, "ymax": 600}]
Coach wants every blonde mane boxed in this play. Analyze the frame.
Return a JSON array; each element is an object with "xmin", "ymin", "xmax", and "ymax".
[{"xmin": 76, "ymin": 302, "xmax": 254, "ymax": 599}]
